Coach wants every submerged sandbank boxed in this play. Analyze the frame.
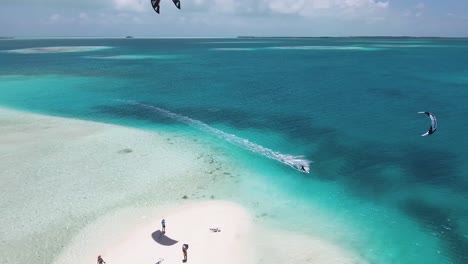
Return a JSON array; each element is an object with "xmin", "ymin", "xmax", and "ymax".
[
  {"xmin": 0, "ymin": 107, "xmax": 367, "ymax": 264},
  {"xmin": 2, "ymin": 46, "xmax": 112, "ymax": 54},
  {"xmin": 0, "ymin": 107, "xmax": 237, "ymax": 264}
]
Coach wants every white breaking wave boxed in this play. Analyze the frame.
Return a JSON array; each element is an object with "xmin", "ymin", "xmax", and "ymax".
[{"xmin": 120, "ymin": 100, "xmax": 311, "ymax": 173}]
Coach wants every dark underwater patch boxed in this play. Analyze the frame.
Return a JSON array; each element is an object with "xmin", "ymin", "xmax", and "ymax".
[
  {"xmin": 400, "ymin": 198, "xmax": 468, "ymax": 264},
  {"xmin": 398, "ymin": 144, "xmax": 460, "ymax": 186},
  {"xmin": 93, "ymin": 104, "xmax": 178, "ymax": 125},
  {"xmin": 118, "ymin": 148, "xmax": 133, "ymax": 154},
  {"xmin": 170, "ymin": 105, "xmax": 338, "ymax": 141},
  {"xmin": 367, "ymin": 87, "xmax": 404, "ymax": 99}
]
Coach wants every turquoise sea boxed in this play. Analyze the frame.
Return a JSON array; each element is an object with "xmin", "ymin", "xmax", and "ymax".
[{"xmin": 1, "ymin": 38, "xmax": 468, "ymax": 264}]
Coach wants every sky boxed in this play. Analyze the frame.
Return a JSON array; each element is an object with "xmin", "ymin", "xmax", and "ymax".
[{"xmin": 1, "ymin": 0, "xmax": 467, "ymax": 37}]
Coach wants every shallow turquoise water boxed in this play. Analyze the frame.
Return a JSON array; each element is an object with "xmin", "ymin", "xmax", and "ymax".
[{"xmin": 1, "ymin": 38, "xmax": 468, "ymax": 263}]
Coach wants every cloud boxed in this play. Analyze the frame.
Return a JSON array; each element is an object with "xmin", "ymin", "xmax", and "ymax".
[
  {"xmin": 2, "ymin": 0, "xmax": 109, "ymax": 9},
  {"xmin": 446, "ymin": 12, "xmax": 468, "ymax": 20},
  {"xmin": 132, "ymin": 16, "xmax": 144, "ymax": 24},
  {"xmin": 265, "ymin": 0, "xmax": 390, "ymax": 18},
  {"xmin": 265, "ymin": 0, "xmax": 389, "ymax": 13},
  {"xmin": 211, "ymin": 0, "xmax": 239, "ymax": 13},
  {"xmin": 264, "ymin": 0, "xmax": 305, "ymax": 14},
  {"xmin": 193, "ymin": 0, "xmax": 205, "ymax": 5},
  {"xmin": 340, "ymin": 0, "xmax": 389, "ymax": 9},
  {"xmin": 48, "ymin": 13, "xmax": 62, "ymax": 23},
  {"xmin": 113, "ymin": 0, "xmax": 147, "ymax": 12},
  {"xmin": 403, "ymin": 2, "xmax": 425, "ymax": 18},
  {"xmin": 4, "ymin": 0, "xmax": 390, "ymax": 18},
  {"xmin": 79, "ymin": 12, "xmax": 89, "ymax": 20},
  {"xmin": 181, "ymin": 0, "xmax": 389, "ymax": 18}
]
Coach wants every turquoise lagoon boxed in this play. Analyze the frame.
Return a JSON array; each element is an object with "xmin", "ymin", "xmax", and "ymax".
[{"xmin": 1, "ymin": 38, "xmax": 468, "ymax": 264}]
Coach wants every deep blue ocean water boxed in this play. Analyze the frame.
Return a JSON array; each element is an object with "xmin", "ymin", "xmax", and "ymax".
[{"xmin": 1, "ymin": 38, "xmax": 468, "ymax": 263}]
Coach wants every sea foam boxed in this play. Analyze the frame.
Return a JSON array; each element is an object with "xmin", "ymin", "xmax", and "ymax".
[{"xmin": 121, "ymin": 101, "xmax": 312, "ymax": 173}]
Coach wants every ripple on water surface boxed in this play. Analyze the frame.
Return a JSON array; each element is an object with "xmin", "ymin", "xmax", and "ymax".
[
  {"xmin": 84, "ymin": 54, "xmax": 182, "ymax": 60},
  {"xmin": 2, "ymin": 46, "xmax": 113, "ymax": 54}
]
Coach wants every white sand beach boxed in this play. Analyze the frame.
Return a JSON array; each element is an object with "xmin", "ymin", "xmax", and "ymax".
[
  {"xmin": 0, "ymin": 107, "xmax": 237, "ymax": 263},
  {"xmin": 0, "ymin": 107, "xmax": 367, "ymax": 264},
  {"xmin": 53, "ymin": 201, "xmax": 254, "ymax": 264},
  {"xmin": 51, "ymin": 200, "xmax": 366, "ymax": 264}
]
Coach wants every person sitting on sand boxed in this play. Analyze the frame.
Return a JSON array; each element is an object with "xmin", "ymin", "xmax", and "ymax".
[
  {"xmin": 97, "ymin": 255, "xmax": 106, "ymax": 264},
  {"xmin": 210, "ymin": 228, "xmax": 221, "ymax": 232}
]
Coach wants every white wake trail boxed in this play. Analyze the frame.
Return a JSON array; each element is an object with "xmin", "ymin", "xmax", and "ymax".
[{"xmin": 121, "ymin": 100, "xmax": 311, "ymax": 173}]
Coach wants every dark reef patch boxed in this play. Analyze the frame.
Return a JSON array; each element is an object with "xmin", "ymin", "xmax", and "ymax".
[
  {"xmin": 118, "ymin": 148, "xmax": 133, "ymax": 154},
  {"xmin": 400, "ymin": 198, "xmax": 468, "ymax": 264},
  {"xmin": 93, "ymin": 104, "xmax": 178, "ymax": 125}
]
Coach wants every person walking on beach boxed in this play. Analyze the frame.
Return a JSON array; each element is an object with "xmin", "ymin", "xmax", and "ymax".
[
  {"xmin": 182, "ymin": 244, "xmax": 189, "ymax": 262},
  {"xmin": 161, "ymin": 218, "xmax": 166, "ymax": 233},
  {"xmin": 97, "ymin": 255, "xmax": 106, "ymax": 264}
]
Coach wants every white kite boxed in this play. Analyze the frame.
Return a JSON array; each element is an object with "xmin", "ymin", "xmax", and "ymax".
[{"xmin": 418, "ymin": 112, "xmax": 438, "ymax": 136}]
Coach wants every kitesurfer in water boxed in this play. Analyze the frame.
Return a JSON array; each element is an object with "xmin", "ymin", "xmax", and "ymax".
[{"xmin": 301, "ymin": 165, "xmax": 306, "ymax": 172}]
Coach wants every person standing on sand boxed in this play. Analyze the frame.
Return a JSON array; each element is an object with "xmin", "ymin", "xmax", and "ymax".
[
  {"xmin": 182, "ymin": 244, "xmax": 189, "ymax": 262},
  {"xmin": 97, "ymin": 255, "xmax": 106, "ymax": 264},
  {"xmin": 161, "ymin": 218, "xmax": 166, "ymax": 233}
]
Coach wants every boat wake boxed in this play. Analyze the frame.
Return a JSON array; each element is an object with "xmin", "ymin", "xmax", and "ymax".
[{"xmin": 119, "ymin": 100, "xmax": 311, "ymax": 173}]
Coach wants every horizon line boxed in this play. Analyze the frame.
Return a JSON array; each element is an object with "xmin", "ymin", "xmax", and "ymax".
[{"xmin": 2, "ymin": 35, "xmax": 468, "ymax": 39}]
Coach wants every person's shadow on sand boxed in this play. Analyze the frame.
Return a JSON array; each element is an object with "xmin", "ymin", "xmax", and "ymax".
[{"xmin": 151, "ymin": 230, "xmax": 179, "ymax": 246}]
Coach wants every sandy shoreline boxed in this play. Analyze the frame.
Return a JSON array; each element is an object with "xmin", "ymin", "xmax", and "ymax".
[
  {"xmin": 0, "ymin": 107, "xmax": 367, "ymax": 264},
  {"xmin": 51, "ymin": 199, "xmax": 367, "ymax": 264},
  {"xmin": 0, "ymin": 107, "xmax": 238, "ymax": 264},
  {"xmin": 53, "ymin": 201, "xmax": 254, "ymax": 264}
]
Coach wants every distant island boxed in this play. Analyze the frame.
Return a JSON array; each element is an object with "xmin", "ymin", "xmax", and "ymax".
[
  {"xmin": 237, "ymin": 36, "xmax": 466, "ymax": 39},
  {"xmin": 125, "ymin": 36, "xmax": 134, "ymax": 39},
  {"xmin": 0, "ymin": 37, "xmax": 14, "ymax": 40}
]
